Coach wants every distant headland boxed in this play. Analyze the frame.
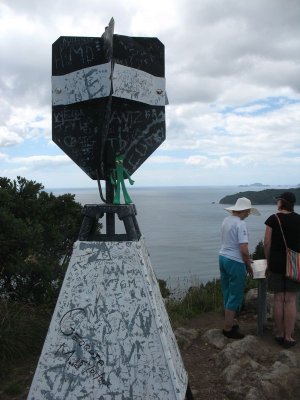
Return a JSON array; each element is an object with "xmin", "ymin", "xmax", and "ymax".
[
  {"xmin": 238, "ymin": 183, "xmax": 269, "ymax": 187},
  {"xmin": 219, "ymin": 187, "xmax": 300, "ymax": 205}
]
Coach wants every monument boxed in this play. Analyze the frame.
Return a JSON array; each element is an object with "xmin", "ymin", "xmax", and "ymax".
[{"xmin": 28, "ymin": 19, "xmax": 192, "ymax": 400}]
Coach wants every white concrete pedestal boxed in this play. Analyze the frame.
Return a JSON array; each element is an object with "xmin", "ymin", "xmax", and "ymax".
[{"xmin": 28, "ymin": 238, "xmax": 188, "ymax": 399}]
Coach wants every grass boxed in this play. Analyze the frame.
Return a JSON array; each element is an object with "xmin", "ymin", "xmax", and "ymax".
[
  {"xmin": 3, "ymin": 382, "xmax": 24, "ymax": 396},
  {"xmin": 166, "ymin": 279, "xmax": 223, "ymax": 326},
  {"xmin": 0, "ymin": 300, "xmax": 51, "ymax": 377},
  {"xmin": 165, "ymin": 277, "xmax": 257, "ymax": 327}
]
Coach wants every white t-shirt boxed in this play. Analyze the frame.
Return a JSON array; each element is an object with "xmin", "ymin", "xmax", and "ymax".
[{"xmin": 219, "ymin": 215, "xmax": 249, "ymax": 263}]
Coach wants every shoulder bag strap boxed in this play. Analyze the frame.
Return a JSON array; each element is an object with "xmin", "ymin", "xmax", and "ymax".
[{"xmin": 275, "ymin": 213, "xmax": 288, "ymax": 249}]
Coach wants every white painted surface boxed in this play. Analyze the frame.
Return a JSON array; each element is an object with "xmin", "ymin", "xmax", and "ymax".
[
  {"xmin": 112, "ymin": 64, "xmax": 166, "ymax": 106},
  {"xmin": 52, "ymin": 63, "xmax": 166, "ymax": 106},
  {"xmin": 28, "ymin": 238, "xmax": 187, "ymax": 399},
  {"xmin": 252, "ymin": 259, "xmax": 267, "ymax": 279},
  {"xmin": 52, "ymin": 62, "xmax": 111, "ymax": 105}
]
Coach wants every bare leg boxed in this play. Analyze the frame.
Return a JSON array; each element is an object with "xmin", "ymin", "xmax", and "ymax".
[
  {"xmin": 273, "ymin": 292, "xmax": 284, "ymax": 337},
  {"xmin": 283, "ymin": 292, "xmax": 297, "ymax": 341},
  {"xmin": 224, "ymin": 309, "xmax": 236, "ymax": 331}
]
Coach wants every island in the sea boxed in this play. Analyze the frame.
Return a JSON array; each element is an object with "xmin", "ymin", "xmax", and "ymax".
[
  {"xmin": 238, "ymin": 183, "xmax": 270, "ymax": 187},
  {"xmin": 219, "ymin": 187, "xmax": 300, "ymax": 205}
]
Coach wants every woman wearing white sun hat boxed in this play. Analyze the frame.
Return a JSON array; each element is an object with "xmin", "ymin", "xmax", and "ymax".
[{"xmin": 219, "ymin": 197, "xmax": 260, "ymax": 339}]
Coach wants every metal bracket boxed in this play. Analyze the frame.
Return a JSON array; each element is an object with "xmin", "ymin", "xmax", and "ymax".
[
  {"xmin": 257, "ymin": 278, "xmax": 268, "ymax": 336},
  {"xmin": 78, "ymin": 203, "xmax": 141, "ymax": 242}
]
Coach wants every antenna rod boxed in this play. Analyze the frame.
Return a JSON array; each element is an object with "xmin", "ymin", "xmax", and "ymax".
[{"xmin": 105, "ymin": 179, "xmax": 115, "ymax": 236}]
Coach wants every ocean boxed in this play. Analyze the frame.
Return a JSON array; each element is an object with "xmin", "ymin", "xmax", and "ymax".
[{"xmin": 52, "ymin": 186, "xmax": 300, "ymax": 294}]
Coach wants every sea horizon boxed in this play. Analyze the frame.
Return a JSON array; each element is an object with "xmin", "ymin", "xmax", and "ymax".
[
  {"xmin": 47, "ymin": 185, "xmax": 300, "ymax": 295},
  {"xmin": 47, "ymin": 183, "xmax": 297, "ymax": 192}
]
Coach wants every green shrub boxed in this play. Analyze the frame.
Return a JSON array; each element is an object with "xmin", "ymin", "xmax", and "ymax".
[
  {"xmin": 251, "ymin": 240, "xmax": 265, "ymax": 260},
  {"xmin": 158, "ymin": 279, "xmax": 171, "ymax": 298},
  {"xmin": 3, "ymin": 382, "xmax": 24, "ymax": 395},
  {"xmin": 0, "ymin": 176, "xmax": 82, "ymax": 305},
  {"xmin": 0, "ymin": 300, "xmax": 51, "ymax": 374},
  {"xmin": 245, "ymin": 275, "xmax": 257, "ymax": 291},
  {"xmin": 166, "ymin": 279, "xmax": 223, "ymax": 326},
  {"xmin": 165, "ymin": 275, "xmax": 259, "ymax": 327}
]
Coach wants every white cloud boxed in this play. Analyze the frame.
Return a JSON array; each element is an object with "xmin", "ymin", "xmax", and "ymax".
[
  {"xmin": 148, "ymin": 155, "xmax": 183, "ymax": 164},
  {"xmin": 9, "ymin": 155, "xmax": 70, "ymax": 168},
  {"xmin": 0, "ymin": 152, "xmax": 8, "ymax": 160},
  {"xmin": 0, "ymin": 126, "xmax": 22, "ymax": 147},
  {"xmin": 233, "ymin": 104, "xmax": 269, "ymax": 114},
  {"xmin": 0, "ymin": 100, "xmax": 51, "ymax": 146},
  {"xmin": 185, "ymin": 156, "xmax": 209, "ymax": 166},
  {"xmin": 1, "ymin": 155, "xmax": 71, "ymax": 181},
  {"xmin": 0, "ymin": 0, "xmax": 300, "ymax": 186}
]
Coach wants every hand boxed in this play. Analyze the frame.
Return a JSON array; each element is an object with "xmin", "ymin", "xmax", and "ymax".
[{"xmin": 246, "ymin": 263, "xmax": 253, "ymax": 278}]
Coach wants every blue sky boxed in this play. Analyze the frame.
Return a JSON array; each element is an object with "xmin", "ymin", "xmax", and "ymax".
[{"xmin": 1, "ymin": 0, "xmax": 300, "ymax": 188}]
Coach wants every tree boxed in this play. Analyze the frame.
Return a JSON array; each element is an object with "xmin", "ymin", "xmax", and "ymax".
[
  {"xmin": 0, "ymin": 176, "xmax": 83, "ymax": 304},
  {"xmin": 251, "ymin": 240, "xmax": 265, "ymax": 260},
  {"xmin": 158, "ymin": 279, "xmax": 171, "ymax": 298}
]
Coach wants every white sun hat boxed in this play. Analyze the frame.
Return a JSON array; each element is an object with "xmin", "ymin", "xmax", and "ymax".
[{"xmin": 224, "ymin": 197, "xmax": 260, "ymax": 216}]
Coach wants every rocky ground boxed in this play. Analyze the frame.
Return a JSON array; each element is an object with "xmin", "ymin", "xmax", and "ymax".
[
  {"xmin": 1, "ymin": 308, "xmax": 300, "ymax": 399},
  {"xmin": 178, "ymin": 309, "xmax": 300, "ymax": 400}
]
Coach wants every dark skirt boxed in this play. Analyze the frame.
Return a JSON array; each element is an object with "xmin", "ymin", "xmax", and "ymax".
[{"xmin": 268, "ymin": 271, "xmax": 300, "ymax": 293}]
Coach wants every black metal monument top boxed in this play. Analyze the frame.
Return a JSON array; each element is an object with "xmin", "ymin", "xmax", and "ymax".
[{"xmin": 52, "ymin": 19, "xmax": 167, "ymax": 180}]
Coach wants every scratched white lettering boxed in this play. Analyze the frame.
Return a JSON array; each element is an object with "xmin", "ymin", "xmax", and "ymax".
[{"xmin": 28, "ymin": 239, "xmax": 187, "ymax": 399}]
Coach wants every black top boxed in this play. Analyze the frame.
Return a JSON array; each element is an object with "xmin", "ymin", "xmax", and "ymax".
[{"xmin": 265, "ymin": 212, "xmax": 300, "ymax": 274}]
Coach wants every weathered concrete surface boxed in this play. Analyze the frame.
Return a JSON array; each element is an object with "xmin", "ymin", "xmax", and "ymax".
[{"xmin": 28, "ymin": 239, "xmax": 187, "ymax": 400}]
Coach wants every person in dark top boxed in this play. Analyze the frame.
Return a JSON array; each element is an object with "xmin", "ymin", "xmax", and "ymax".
[{"xmin": 264, "ymin": 192, "xmax": 300, "ymax": 349}]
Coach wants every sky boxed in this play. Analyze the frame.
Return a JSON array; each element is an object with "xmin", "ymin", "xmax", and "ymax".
[{"xmin": 0, "ymin": 0, "xmax": 300, "ymax": 188}]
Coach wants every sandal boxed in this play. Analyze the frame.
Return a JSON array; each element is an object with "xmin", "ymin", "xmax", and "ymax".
[
  {"xmin": 232, "ymin": 324, "xmax": 240, "ymax": 332},
  {"xmin": 283, "ymin": 340, "xmax": 297, "ymax": 349},
  {"xmin": 222, "ymin": 328, "xmax": 245, "ymax": 339}
]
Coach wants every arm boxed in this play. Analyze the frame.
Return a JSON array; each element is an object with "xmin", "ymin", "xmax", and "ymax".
[
  {"xmin": 263, "ymin": 226, "xmax": 272, "ymax": 261},
  {"xmin": 239, "ymin": 243, "xmax": 253, "ymax": 276},
  {"xmin": 123, "ymin": 168, "xmax": 134, "ymax": 185}
]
